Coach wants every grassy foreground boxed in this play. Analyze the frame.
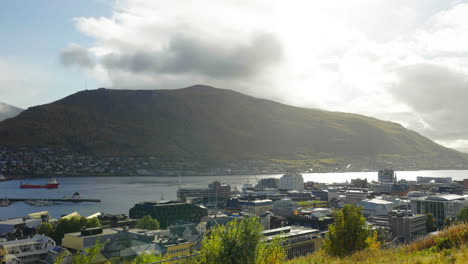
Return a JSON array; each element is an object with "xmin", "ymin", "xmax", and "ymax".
[{"xmin": 288, "ymin": 222, "xmax": 468, "ymax": 264}]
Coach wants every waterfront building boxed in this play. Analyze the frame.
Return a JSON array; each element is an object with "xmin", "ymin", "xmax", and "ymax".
[
  {"xmin": 417, "ymin": 176, "xmax": 452, "ymax": 184},
  {"xmin": 410, "ymin": 194, "xmax": 468, "ymax": 227},
  {"xmin": 0, "ymin": 234, "xmax": 55, "ymax": 264},
  {"xmin": 257, "ymin": 178, "xmax": 279, "ymax": 189},
  {"xmin": 0, "ymin": 215, "xmax": 45, "ymax": 236},
  {"xmin": 279, "ymin": 173, "xmax": 304, "ymax": 191},
  {"xmin": 378, "ymin": 169, "xmax": 396, "ymax": 183},
  {"xmin": 389, "ymin": 210, "xmax": 426, "ymax": 241},
  {"xmin": 263, "ymin": 226, "xmax": 321, "ymax": 260},
  {"xmin": 177, "ymin": 181, "xmax": 231, "ymax": 205},
  {"xmin": 271, "ymin": 198, "xmax": 299, "ymax": 216},
  {"xmin": 129, "ymin": 201, "xmax": 208, "ymax": 228}
]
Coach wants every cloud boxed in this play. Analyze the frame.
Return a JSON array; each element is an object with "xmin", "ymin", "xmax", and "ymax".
[
  {"xmin": 101, "ymin": 33, "xmax": 282, "ymax": 78},
  {"xmin": 59, "ymin": 43, "xmax": 95, "ymax": 68},
  {"xmin": 62, "ymin": 0, "xmax": 468, "ymax": 152},
  {"xmin": 389, "ymin": 63, "xmax": 468, "ymax": 141}
]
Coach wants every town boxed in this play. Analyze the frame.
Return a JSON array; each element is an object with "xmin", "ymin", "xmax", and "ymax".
[
  {"xmin": 1, "ymin": 170, "xmax": 467, "ymax": 263},
  {"xmin": 2, "ymin": 147, "xmax": 467, "ymax": 178}
]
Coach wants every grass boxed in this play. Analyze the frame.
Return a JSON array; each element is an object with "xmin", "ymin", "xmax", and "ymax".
[{"xmin": 287, "ymin": 222, "xmax": 468, "ymax": 264}]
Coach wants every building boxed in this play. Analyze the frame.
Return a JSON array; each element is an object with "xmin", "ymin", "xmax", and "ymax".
[
  {"xmin": 378, "ymin": 169, "xmax": 396, "ymax": 183},
  {"xmin": 0, "ymin": 216, "xmax": 44, "ymax": 236},
  {"xmin": 279, "ymin": 173, "xmax": 304, "ymax": 191},
  {"xmin": 62, "ymin": 227, "xmax": 167, "ymax": 259},
  {"xmin": 417, "ymin": 176, "xmax": 452, "ymax": 184},
  {"xmin": 129, "ymin": 201, "xmax": 207, "ymax": 228},
  {"xmin": 263, "ymin": 226, "xmax": 321, "ymax": 260},
  {"xmin": 177, "ymin": 181, "xmax": 231, "ymax": 204},
  {"xmin": 357, "ymin": 199, "xmax": 395, "ymax": 216},
  {"xmin": 410, "ymin": 194, "xmax": 468, "ymax": 227},
  {"xmin": 155, "ymin": 238, "xmax": 196, "ymax": 259},
  {"xmin": 0, "ymin": 234, "xmax": 55, "ymax": 264},
  {"xmin": 435, "ymin": 185, "xmax": 464, "ymax": 195},
  {"xmin": 371, "ymin": 183, "xmax": 409, "ymax": 196},
  {"xmin": 238, "ymin": 199, "xmax": 273, "ymax": 216},
  {"xmin": 97, "ymin": 214, "xmax": 136, "ymax": 228},
  {"xmin": 389, "ymin": 210, "xmax": 426, "ymax": 241},
  {"xmin": 271, "ymin": 198, "xmax": 299, "ymax": 216},
  {"xmin": 257, "ymin": 178, "xmax": 279, "ymax": 189},
  {"xmin": 343, "ymin": 189, "xmax": 371, "ymax": 203}
]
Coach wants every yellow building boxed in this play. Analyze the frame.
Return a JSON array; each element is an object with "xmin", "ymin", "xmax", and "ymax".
[{"xmin": 159, "ymin": 241, "xmax": 196, "ymax": 258}]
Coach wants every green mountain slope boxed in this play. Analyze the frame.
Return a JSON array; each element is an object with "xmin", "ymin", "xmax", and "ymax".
[{"xmin": 0, "ymin": 85, "xmax": 465, "ymax": 166}]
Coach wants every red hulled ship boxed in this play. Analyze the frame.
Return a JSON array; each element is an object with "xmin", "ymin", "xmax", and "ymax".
[{"xmin": 20, "ymin": 177, "xmax": 59, "ymax": 189}]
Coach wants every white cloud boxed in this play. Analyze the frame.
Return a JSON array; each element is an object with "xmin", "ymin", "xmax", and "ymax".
[{"xmin": 65, "ymin": 0, "xmax": 468, "ymax": 152}]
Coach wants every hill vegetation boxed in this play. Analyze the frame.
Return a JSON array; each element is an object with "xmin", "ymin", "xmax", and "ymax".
[
  {"xmin": 0, "ymin": 85, "xmax": 466, "ymax": 168},
  {"xmin": 288, "ymin": 222, "xmax": 468, "ymax": 264}
]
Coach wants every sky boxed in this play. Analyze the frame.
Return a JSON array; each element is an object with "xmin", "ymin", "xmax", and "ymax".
[{"xmin": 1, "ymin": 0, "xmax": 468, "ymax": 152}]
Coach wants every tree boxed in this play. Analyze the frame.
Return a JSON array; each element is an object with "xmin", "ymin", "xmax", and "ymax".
[
  {"xmin": 443, "ymin": 217, "xmax": 453, "ymax": 228},
  {"xmin": 426, "ymin": 213, "xmax": 436, "ymax": 232},
  {"xmin": 323, "ymin": 204, "xmax": 371, "ymax": 257},
  {"xmin": 36, "ymin": 222, "xmax": 54, "ymax": 237},
  {"xmin": 131, "ymin": 252, "xmax": 163, "ymax": 264},
  {"xmin": 54, "ymin": 239, "xmax": 105, "ymax": 264},
  {"xmin": 135, "ymin": 215, "xmax": 160, "ymax": 230},
  {"xmin": 200, "ymin": 217, "xmax": 285, "ymax": 264},
  {"xmin": 54, "ymin": 217, "xmax": 101, "ymax": 243},
  {"xmin": 455, "ymin": 206, "xmax": 468, "ymax": 222}
]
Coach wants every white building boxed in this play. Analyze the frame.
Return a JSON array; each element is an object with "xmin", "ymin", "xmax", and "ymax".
[
  {"xmin": 279, "ymin": 173, "xmax": 304, "ymax": 191},
  {"xmin": 410, "ymin": 194, "xmax": 468, "ymax": 227},
  {"xmin": 0, "ymin": 234, "xmax": 56, "ymax": 264},
  {"xmin": 356, "ymin": 199, "xmax": 395, "ymax": 216}
]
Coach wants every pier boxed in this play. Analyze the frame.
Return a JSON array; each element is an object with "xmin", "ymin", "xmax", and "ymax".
[{"xmin": 4, "ymin": 198, "xmax": 101, "ymax": 203}]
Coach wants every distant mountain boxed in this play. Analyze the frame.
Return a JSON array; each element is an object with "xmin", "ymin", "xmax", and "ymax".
[
  {"xmin": 0, "ymin": 85, "xmax": 465, "ymax": 167},
  {"xmin": 0, "ymin": 102, "xmax": 23, "ymax": 121}
]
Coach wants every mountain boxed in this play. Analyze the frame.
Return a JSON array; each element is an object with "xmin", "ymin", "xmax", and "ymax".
[
  {"xmin": 0, "ymin": 102, "xmax": 23, "ymax": 121},
  {"xmin": 0, "ymin": 85, "xmax": 465, "ymax": 168}
]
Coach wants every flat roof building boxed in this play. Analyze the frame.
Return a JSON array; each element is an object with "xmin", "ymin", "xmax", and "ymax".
[
  {"xmin": 129, "ymin": 201, "xmax": 207, "ymax": 228},
  {"xmin": 410, "ymin": 194, "xmax": 468, "ymax": 227}
]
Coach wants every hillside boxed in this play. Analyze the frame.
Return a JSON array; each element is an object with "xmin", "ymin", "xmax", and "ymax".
[
  {"xmin": 0, "ymin": 85, "xmax": 466, "ymax": 168},
  {"xmin": 287, "ymin": 222, "xmax": 468, "ymax": 264},
  {"xmin": 0, "ymin": 102, "xmax": 23, "ymax": 121}
]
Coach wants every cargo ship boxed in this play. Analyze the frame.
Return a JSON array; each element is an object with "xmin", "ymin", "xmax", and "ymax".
[{"xmin": 20, "ymin": 177, "xmax": 59, "ymax": 189}]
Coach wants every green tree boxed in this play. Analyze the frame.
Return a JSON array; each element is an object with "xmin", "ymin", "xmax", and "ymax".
[
  {"xmin": 426, "ymin": 213, "xmax": 436, "ymax": 232},
  {"xmin": 54, "ymin": 239, "xmax": 105, "ymax": 264},
  {"xmin": 135, "ymin": 215, "xmax": 160, "ymax": 230},
  {"xmin": 200, "ymin": 217, "xmax": 285, "ymax": 264},
  {"xmin": 443, "ymin": 217, "xmax": 453, "ymax": 228},
  {"xmin": 323, "ymin": 204, "xmax": 371, "ymax": 257},
  {"xmin": 455, "ymin": 206, "xmax": 468, "ymax": 222},
  {"xmin": 54, "ymin": 217, "xmax": 101, "ymax": 243},
  {"xmin": 36, "ymin": 222, "xmax": 54, "ymax": 237},
  {"xmin": 131, "ymin": 252, "xmax": 163, "ymax": 264}
]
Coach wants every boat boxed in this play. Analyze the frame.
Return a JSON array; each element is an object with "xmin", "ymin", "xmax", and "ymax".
[
  {"xmin": 0, "ymin": 198, "xmax": 11, "ymax": 207},
  {"xmin": 0, "ymin": 173, "xmax": 9, "ymax": 182},
  {"xmin": 20, "ymin": 177, "xmax": 59, "ymax": 189}
]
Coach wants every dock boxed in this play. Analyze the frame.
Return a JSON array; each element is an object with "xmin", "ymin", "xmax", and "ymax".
[{"xmin": 4, "ymin": 198, "xmax": 101, "ymax": 203}]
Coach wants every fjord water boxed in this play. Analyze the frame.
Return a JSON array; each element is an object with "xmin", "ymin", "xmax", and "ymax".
[{"xmin": 1, "ymin": 170, "xmax": 467, "ymax": 219}]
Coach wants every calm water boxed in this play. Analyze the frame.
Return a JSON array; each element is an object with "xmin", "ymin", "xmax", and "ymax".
[{"xmin": 1, "ymin": 170, "xmax": 467, "ymax": 219}]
